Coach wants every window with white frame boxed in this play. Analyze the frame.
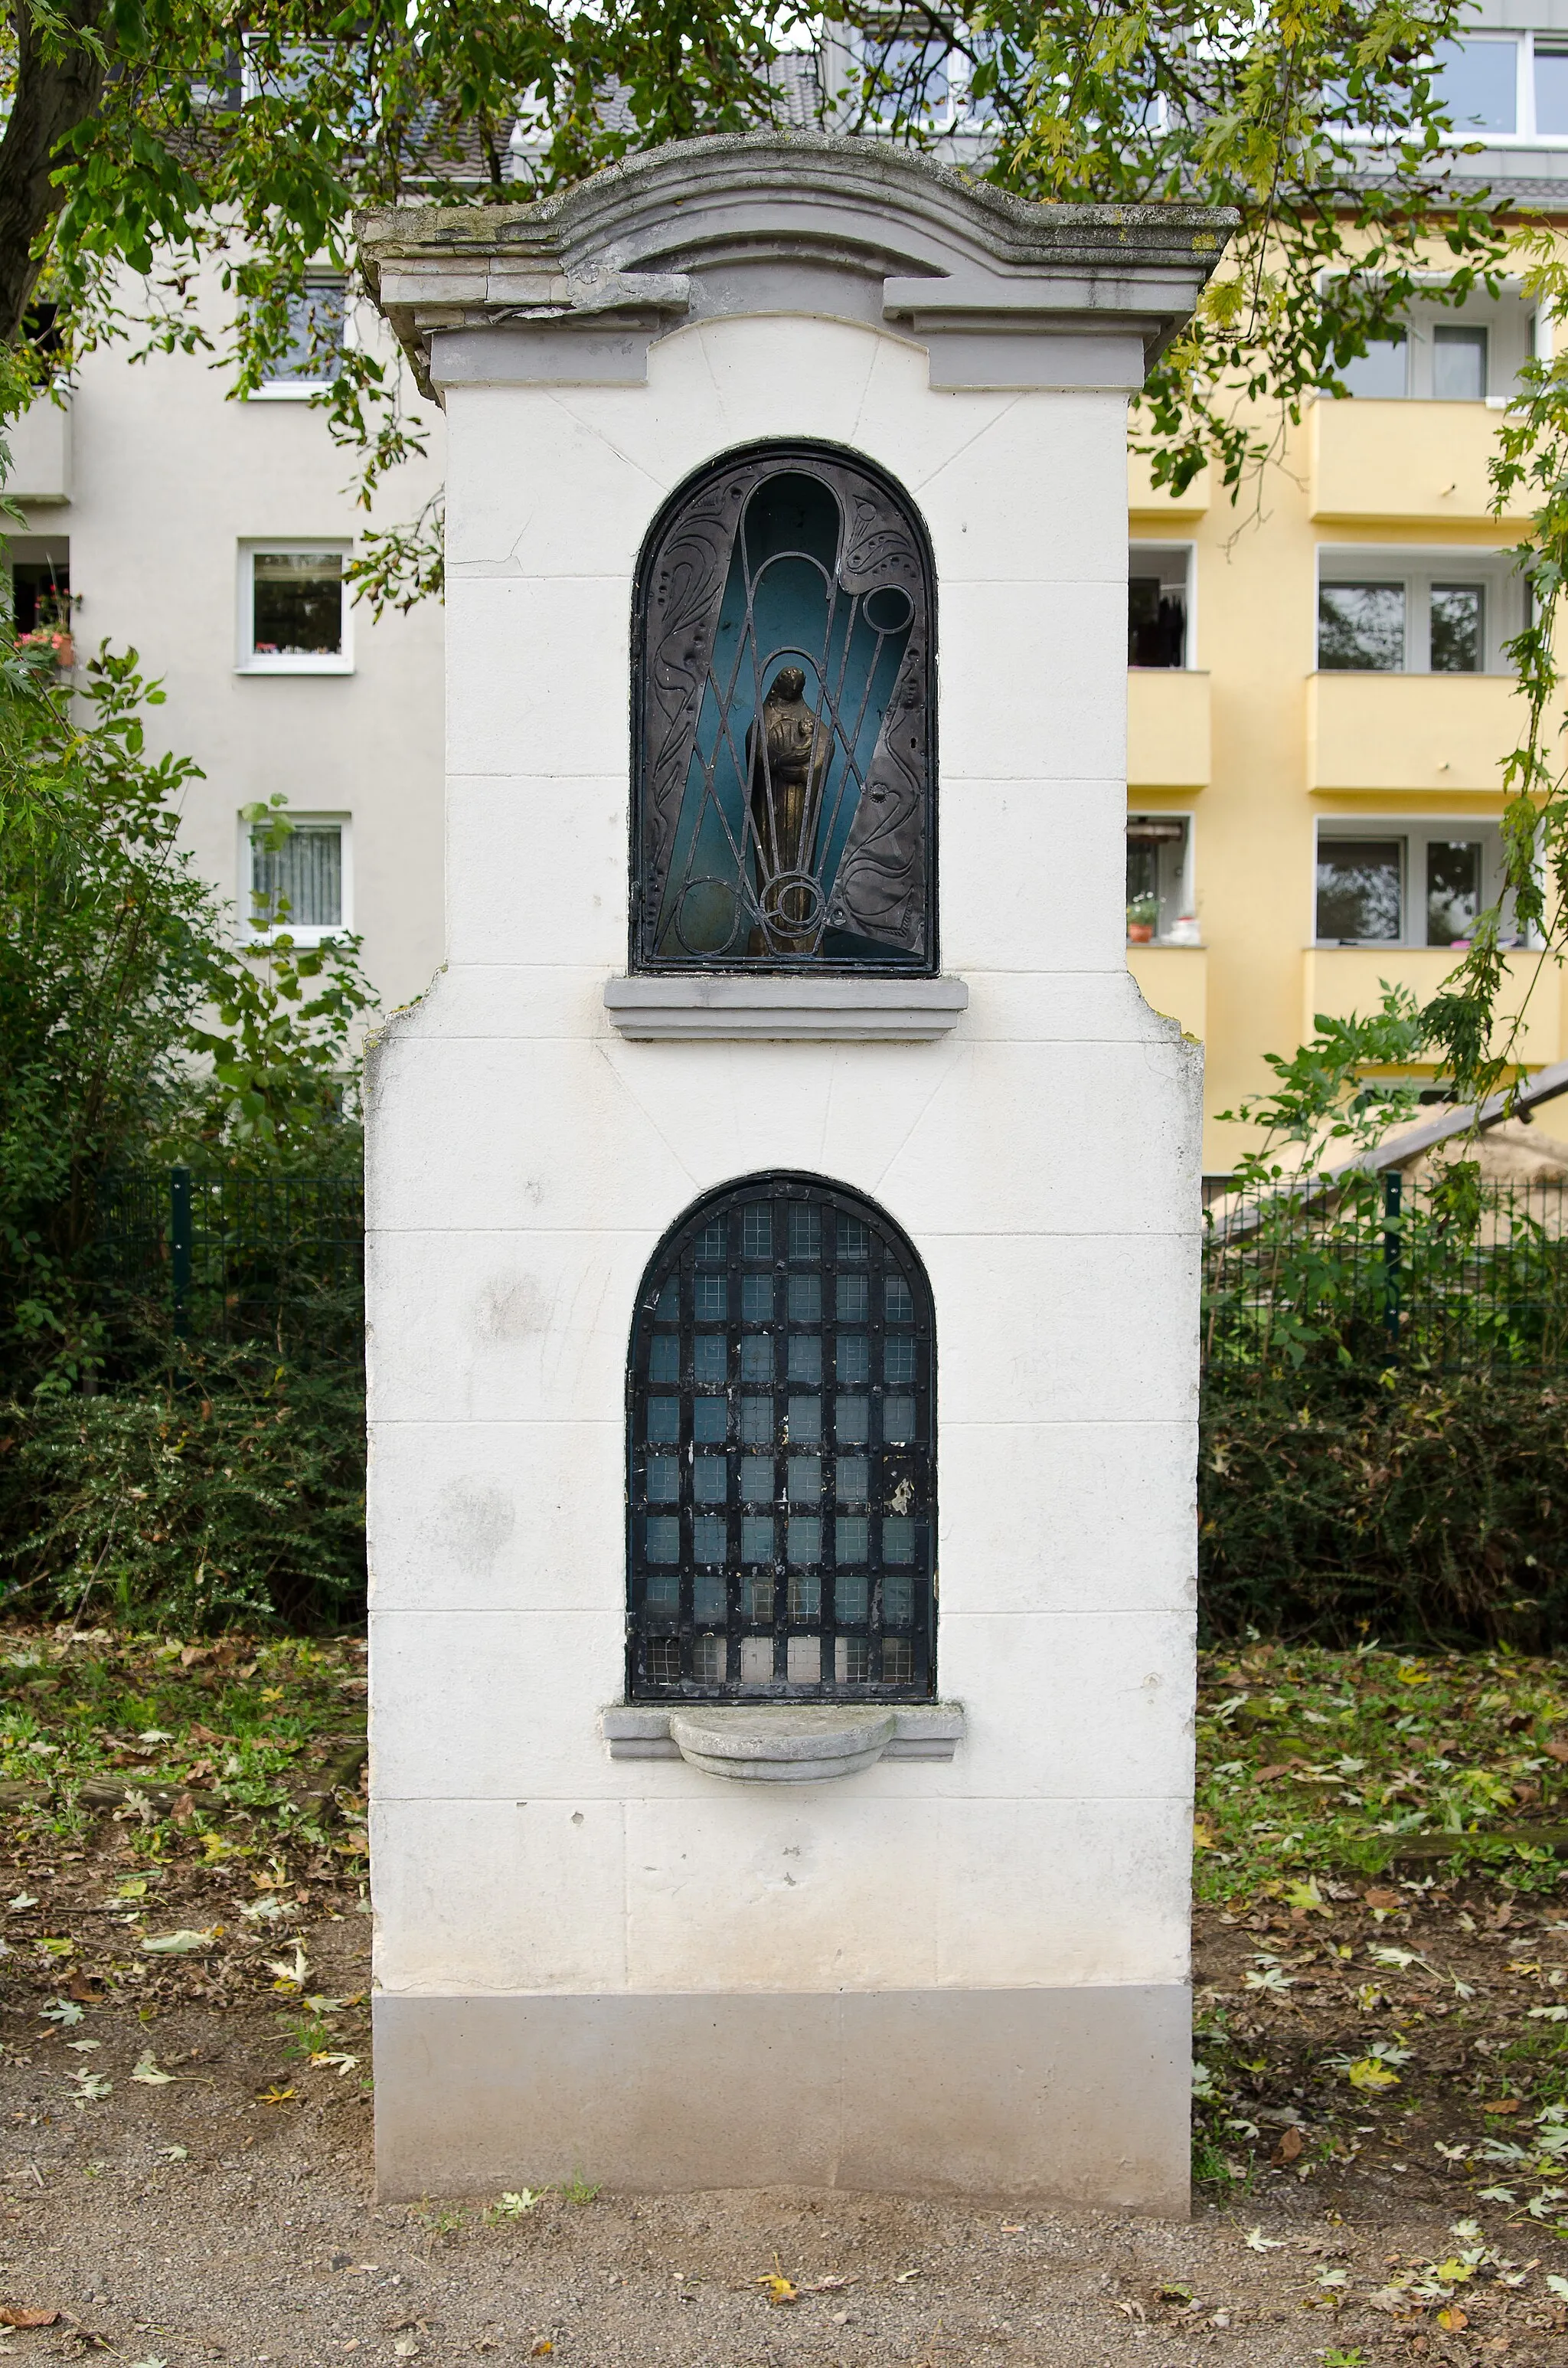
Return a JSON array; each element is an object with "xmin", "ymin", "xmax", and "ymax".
[
  {"xmin": 1126, "ymin": 814, "xmax": 1197, "ymax": 944},
  {"xmin": 1314, "ymin": 821, "xmax": 1526, "ymax": 949},
  {"xmin": 1336, "ymin": 283, "xmax": 1532, "ymax": 401},
  {"xmin": 1429, "ymin": 30, "xmax": 1568, "ymax": 142},
  {"xmin": 238, "ymin": 544, "xmax": 351, "ymax": 672},
  {"xmin": 244, "ymin": 813, "xmax": 350, "ymax": 942},
  {"xmin": 1129, "ymin": 545, "xmax": 1191, "ymax": 669},
  {"xmin": 255, "ymin": 274, "xmax": 348, "ymax": 394},
  {"xmin": 1316, "ymin": 549, "xmax": 1524, "ymax": 675}
]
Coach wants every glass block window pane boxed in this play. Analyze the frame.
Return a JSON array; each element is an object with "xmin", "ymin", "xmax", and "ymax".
[
  {"xmin": 692, "ymin": 1457, "xmax": 727, "ymax": 1504},
  {"xmin": 884, "ymin": 1395, "xmax": 916, "ymax": 1444},
  {"xmin": 787, "ymin": 1517, "xmax": 822, "ymax": 1567},
  {"xmin": 694, "ymin": 1573, "xmax": 727, "ymax": 1621},
  {"xmin": 837, "ymin": 1274, "xmax": 869, "ymax": 1322},
  {"xmin": 787, "ymin": 1394, "xmax": 822, "ymax": 1445},
  {"xmin": 788, "ymin": 1274, "xmax": 822, "ymax": 1323},
  {"xmin": 629, "ymin": 1182, "xmax": 934, "ymax": 1700},
  {"xmin": 789, "ymin": 1205, "xmax": 822, "ymax": 1261},
  {"xmin": 740, "ymin": 1456, "xmax": 773, "ymax": 1501},
  {"xmin": 249, "ymin": 821, "xmax": 343, "ymax": 931},
  {"xmin": 837, "ymin": 1395, "xmax": 870, "ymax": 1444},
  {"xmin": 645, "ymin": 1457, "xmax": 679, "ymax": 1503},
  {"xmin": 837, "ymin": 1517, "xmax": 870, "ymax": 1565},
  {"xmin": 692, "ymin": 1634, "xmax": 724, "ymax": 1682}
]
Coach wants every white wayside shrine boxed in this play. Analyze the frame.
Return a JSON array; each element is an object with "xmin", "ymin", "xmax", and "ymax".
[{"xmin": 360, "ymin": 136, "xmax": 1230, "ymax": 2209}]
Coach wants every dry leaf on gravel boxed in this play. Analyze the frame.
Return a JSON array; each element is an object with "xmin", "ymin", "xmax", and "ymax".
[
  {"xmin": 0, "ymin": 2309, "xmax": 60, "ymax": 2327},
  {"xmin": 141, "ymin": 1929, "xmax": 215, "ymax": 1955},
  {"xmin": 129, "ymin": 2052, "xmax": 173, "ymax": 2085},
  {"xmin": 757, "ymin": 2269, "xmax": 798, "ymax": 2306}
]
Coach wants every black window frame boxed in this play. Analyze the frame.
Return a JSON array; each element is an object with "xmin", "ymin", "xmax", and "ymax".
[
  {"xmin": 626, "ymin": 1171, "xmax": 936, "ymax": 1703},
  {"xmin": 629, "ymin": 438, "xmax": 938, "ymax": 978}
]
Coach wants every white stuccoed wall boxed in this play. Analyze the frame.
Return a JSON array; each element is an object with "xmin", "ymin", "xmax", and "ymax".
[{"xmin": 362, "ymin": 136, "xmax": 1227, "ymax": 2207}]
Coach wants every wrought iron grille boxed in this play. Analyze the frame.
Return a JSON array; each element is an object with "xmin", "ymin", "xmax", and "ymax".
[
  {"xmin": 626, "ymin": 1174, "xmax": 936, "ymax": 1702},
  {"xmin": 633, "ymin": 443, "xmax": 935, "ymax": 971}
]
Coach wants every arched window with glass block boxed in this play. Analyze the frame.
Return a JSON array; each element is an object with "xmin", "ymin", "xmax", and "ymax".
[{"xmin": 627, "ymin": 1175, "xmax": 936, "ymax": 1701}]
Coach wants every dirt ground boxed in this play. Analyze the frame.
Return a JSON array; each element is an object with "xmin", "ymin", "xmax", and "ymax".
[
  {"xmin": 1, "ymin": 1850, "xmax": 1566, "ymax": 2368},
  {"xmin": 5, "ymin": 1630, "xmax": 1568, "ymax": 2366}
]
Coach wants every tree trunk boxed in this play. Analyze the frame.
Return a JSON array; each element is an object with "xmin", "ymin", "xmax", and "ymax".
[{"xmin": 0, "ymin": 1, "xmax": 113, "ymax": 344}]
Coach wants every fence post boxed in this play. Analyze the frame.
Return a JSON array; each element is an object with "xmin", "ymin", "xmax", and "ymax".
[
  {"xmin": 170, "ymin": 1166, "xmax": 192, "ymax": 1339},
  {"xmin": 1382, "ymin": 1166, "xmax": 1402, "ymax": 1359}
]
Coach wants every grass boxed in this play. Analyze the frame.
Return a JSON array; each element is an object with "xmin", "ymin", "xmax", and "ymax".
[{"xmin": 1196, "ymin": 1641, "xmax": 1568, "ymax": 1902}]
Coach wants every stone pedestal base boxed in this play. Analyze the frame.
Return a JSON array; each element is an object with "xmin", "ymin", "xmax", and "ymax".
[{"xmin": 373, "ymin": 1985, "xmax": 1191, "ymax": 2210}]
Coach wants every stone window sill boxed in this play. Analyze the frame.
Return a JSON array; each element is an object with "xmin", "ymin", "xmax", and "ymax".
[
  {"xmin": 603, "ymin": 976, "xmax": 968, "ymax": 1042},
  {"xmin": 602, "ymin": 1702, "xmax": 963, "ymax": 1780}
]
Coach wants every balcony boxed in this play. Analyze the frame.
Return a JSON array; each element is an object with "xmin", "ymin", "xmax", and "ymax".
[
  {"xmin": 1302, "ymin": 947, "xmax": 1560, "ymax": 1066},
  {"xmin": 1307, "ymin": 672, "xmax": 1529, "ymax": 795},
  {"xmin": 1128, "ymin": 669, "xmax": 1210, "ymax": 789},
  {"xmin": 1128, "ymin": 446, "xmax": 1207, "ymax": 519},
  {"xmin": 1128, "ymin": 944, "xmax": 1207, "ymax": 1042},
  {"xmin": 1307, "ymin": 397, "xmax": 1533, "ymax": 529},
  {"xmin": 7, "ymin": 394, "xmax": 70, "ymax": 505}
]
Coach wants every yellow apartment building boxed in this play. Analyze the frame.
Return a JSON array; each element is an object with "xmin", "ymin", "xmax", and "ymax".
[{"xmin": 1125, "ymin": 6, "xmax": 1568, "ymax": 1178}]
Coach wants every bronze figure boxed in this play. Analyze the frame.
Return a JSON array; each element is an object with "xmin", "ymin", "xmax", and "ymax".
[{"xmin": 747, "ymin": 666, "xmax": 832, "ymax": 955}]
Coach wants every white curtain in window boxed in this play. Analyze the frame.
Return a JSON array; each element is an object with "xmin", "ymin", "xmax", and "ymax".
[{"xmin": 251, "ymin": 823, "xmax": 341, "ymax": 927}]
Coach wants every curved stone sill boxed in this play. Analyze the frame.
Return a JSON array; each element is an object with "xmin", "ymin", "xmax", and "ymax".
[
  {"xmin": 603, "ymin": 975, "xmax": 969, "ymax": 1042},
  {"xmin": 602, "ymin": 1702, "xmax": 963, "ymax": 1777}
]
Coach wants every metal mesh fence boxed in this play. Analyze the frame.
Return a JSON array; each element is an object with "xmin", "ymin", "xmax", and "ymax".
[
  {"xmin": 92, "ymin": 1167, "xmax": 364, "ymax": 1363},
  {"xmin": 1204, "ymin": 1170, "xmax": 1568, "ymax": 1372}
]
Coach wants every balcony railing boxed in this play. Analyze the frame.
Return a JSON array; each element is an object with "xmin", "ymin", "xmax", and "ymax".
[
  {"xmin": 1307, "ymin": 397, "xmax": 1532, "ymax": 529},
  {"xmin": 1300, "ymin": 947, "xmax": 1561, "ymax": 1066},
  {"xmin": 1307, "ymin": 670, "xmax": 1529, "ymax": 794}
]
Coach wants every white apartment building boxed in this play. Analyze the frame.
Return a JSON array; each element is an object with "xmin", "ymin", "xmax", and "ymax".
[{"xmin": 8, "ymin": 276, "xmax": 447, "ymax": 1019}]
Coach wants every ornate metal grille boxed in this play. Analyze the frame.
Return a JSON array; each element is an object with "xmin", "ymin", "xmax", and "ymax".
[
  {"xmin": 627, "ymin": 1175, "xmax": 936, "ymax": 1702},
  {"xmin": 634, "ymin": 443, "xmax": 935, "ymax": 971}
]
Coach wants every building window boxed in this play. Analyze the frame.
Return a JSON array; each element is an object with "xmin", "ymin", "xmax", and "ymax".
[
  {"xmin": 10, "ymin": 549, "xmax": 70, "ymax": 659},
  {"xmin": 626, "ymin": 1174, "xmax": 935, "ymax": 1702},
  {"xmin": 1317, "ymin": 552, "xmax": 1520, "ymax": 674},
  {"xmin": 245, "ymin": 815, "xmax": 349, "ymax": 942},
  {"xmin": 1314, "ymin": 822, "xmax": 1524, "ymax": 949},
  {"xmin": 255, "ymin": 274, "xmax": 348, "ymax": 394},
  {"xmin": 1434, "ymin": 37, "xmax": 1518, "ymax": 136},
  {"xmin": 1341, "ymin": 333, "xmax": 1407, "ymax": 401},
  {"xmin": 1126, "ymin": 814, "xmax": 1197, "ymax": 943},
  {"xmin": 1432, "ymin": 324, "xmax": 1487, "ymax": 402},
  {"xmin": 238, "ymin": 545, "xmax": 351, "ymax": 672},
  {"xmin": 632, "ymin": 443, "xmax": 935, "ymax": 972},
  {"xmin": 1128, "ymin": 546, "xmax": 1190, "ymax": 668}
]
